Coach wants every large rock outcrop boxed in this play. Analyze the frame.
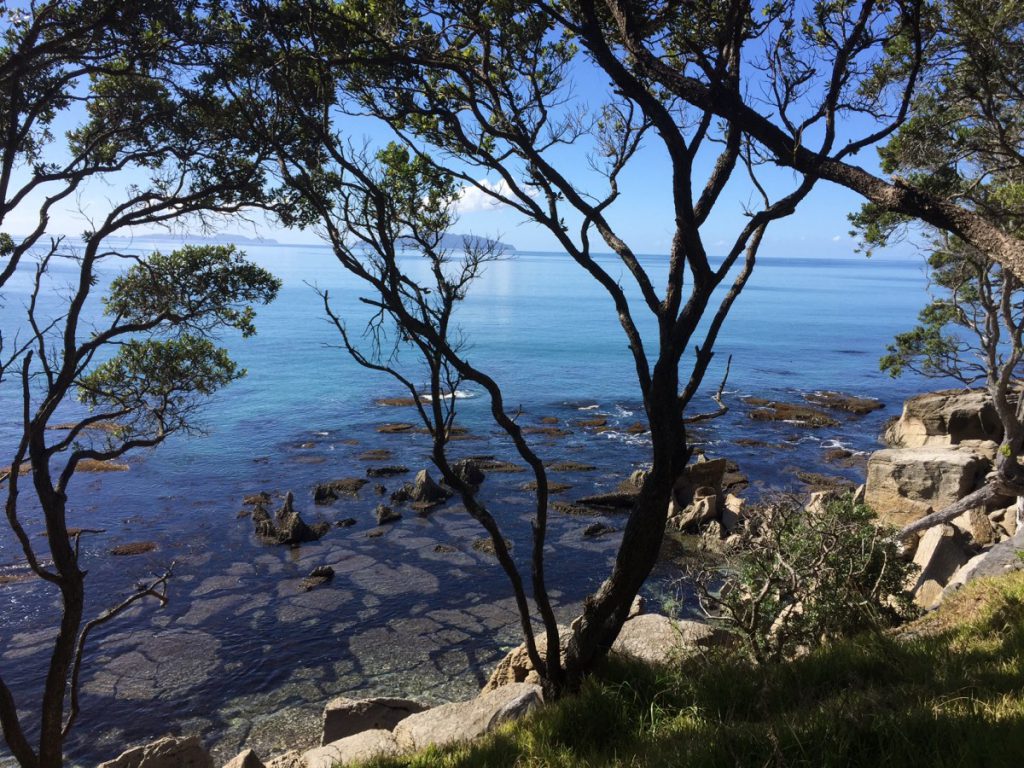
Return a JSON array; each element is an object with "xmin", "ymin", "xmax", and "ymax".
[
  {"xmin": 884, "ymin": 389, "xmax": 1002, "ymax": 448},
  {"xmin": 864, "ymin": 445, "xmax": 993, "ymax": 528}
]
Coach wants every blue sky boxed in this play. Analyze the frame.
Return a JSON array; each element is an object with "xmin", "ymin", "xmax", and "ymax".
[{"xmin": 6, "ymin": 19, "xmax": 919, "ymax": 263}]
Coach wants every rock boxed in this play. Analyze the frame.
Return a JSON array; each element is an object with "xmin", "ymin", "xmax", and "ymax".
[
  {"xmin": 546, "ymin": 460, "xmax": 598, "ymax": 472},
  {"xmin": 395, "ymin": 470, "xmax": 451, "ymax": 506},
  {"xmin": 803, "ymin": 390, "xmax": 884, "ymax": 415},
  {"xmin": 452, "ymin": 458, "xmax": 486, "ymax": 487},
  {"xmin": 275, "ymin": 492, "xmax": 326, "ymax": 545},
  {"xmin": 943, "ymin": 552, "xmax": 989, "ymax": 597},
  {"xmin": 624, "ymin": 421, "xmax": 648, "ymax": 434},
  {"xmin": 472, "ymin": 537, "xmax": 511, "ymax": 556},
  {"xmin": 392, "ymin": 684, "xmax": 543, "ymax": 752},
  {"xmin": 627, "ymin": 594, "xmax": 646, "ymax": 619},
  {"xmin": 321, "ymin": 697, "xmax": 426, "ymax": 745},
  {"xmin": 575, "ymin": 492, "xmax": 637, "ymax": 510},
  {"xmin": 865, "ymin": 447, "xmax": 991, "ymax": 527},
  {"xmin": 522, "ymin": 425, "xmax": 572, "ymax": 437},
  {"xmin": 374, "ymin": 505, "xmax": 401, "ymax": 525},
  {"xmin": 242, "ymin": 492, "xmax": 272, "ymax": 506},
  {"xmin": 252, "ymin": 505, "xmax": 277, "ymax": 542},
  {"xmin": 519, "ymin": 480, "xmax": 573, "ymax": 493},
  {"xmin": 683, "ymin": 458, "xmax": 729, "ymax": 495},
  {"xmin": 358, "ymin": 448, "xmax": 393, "ymax": 461},
  {"xmin": 806, "ymin": 489, "xmax": 844, "ymax": 516},
  {"xmin": 668, "ymin": 488, "xmax": 717, "ymax": 532},
  {"xmin": 365, "ymin": 466, "xmax": 409, "ymax": 478},
  {"xmin": 483, "ymin": 645, "xmax": 543, "ymax": 691},
  {"xmin": 302, "ymin": 730, "xmax": 398, "ymax": 768},
  {"xmin": 912, "ymin": 524, "xmax": 969, "ymax": 608},
  {"xmin": 110, "ymin": 541, "xmax": 157, "ymax": 556},
  {"xmin": 433, "ymin": 543, "xmax": 457, "ymax": 553},
  {"xmin": 791, "ymin": 470, "xmax": 855, "ymax": 490},
  {"xmin": 223, "ymin": 749, "xmax": 264, "ymax": 768},
  {"xmin": 744, "ymin": 398, "xmax": 840, "ymax": 427},
  {"xmin": 952, "ymin": 507, "xmax": 997, "ymax": 548},
  {"xmin": 884, "ymin": 389, "xmax": 1004, "ymax": 448},
  {"xmin": 469, "ymin": 457, "xmax": 525, "ymax": 473},
  {"xmin": 721, "ymin": 493, "xmax": 744, "ymax": 533},
  {"xmin": 313, "ymin": 478, "xmax": 367, "ymax": 504},
  {"xmin": 611, "ymin": 614, "xmax": 733, "ymax": 666},
  {"xmin": 583, "ymin": 522, "xmax": 615, "ymax": 537},
  {"xmin": 377, "ymin": 422, "xmax": 415, "ymax": 433},
  {"xmin": 98, "ymin": 736, "xmax": 213, "ymax": 768},
  {"xmin": 551, "ymin": 501, "xmax": 595, "ymax": 516},
  {"xmin": 335, "ymin": 518, "xmax": 357, "ymax": 528},
  {"xmin": 300, "ymin": 565, "xmax": 335, "ymax": 592}
]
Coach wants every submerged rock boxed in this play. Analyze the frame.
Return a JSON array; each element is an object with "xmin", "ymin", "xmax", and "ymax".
[
  {"xmin": 253, "ymin": 492, "xmax": 327, "ymax": 545},
  {"xmin": 301, "ymin": 565, "xmax": 335, "ymax": 592},
  {"xmin": 744, "ymin": 397, "xmax": 840, "ymax": 427},
  {"xmin": 365, "ymin": 465, "xmax": 409, "ymax": 478},
  {"xmin": 803, "ymin": 390, "xmax": 884, "ymax": 415},
  {"xmin": 374, "ymin": 504, "xmax": 401, "ymax": 526},
  {"xmin": 313, "ymin": 478, "xmax": 367, "ymax": 504}
]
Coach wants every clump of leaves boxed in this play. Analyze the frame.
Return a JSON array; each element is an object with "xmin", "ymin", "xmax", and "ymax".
[{"xmin": 694, "ymin": 493, "xmax": 918, "ymax": 664}]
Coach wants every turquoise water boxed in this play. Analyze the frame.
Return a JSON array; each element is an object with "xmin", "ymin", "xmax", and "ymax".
[{"xmin": 0, "ymin": 243, "xmax": 937, "ymax": 763}]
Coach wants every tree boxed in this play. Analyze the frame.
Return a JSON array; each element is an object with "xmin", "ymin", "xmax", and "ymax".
[
  {"xmin": 582, "ymin": 0, "xmax": 1024, "ymax": 285},
  {"xmin": 0, "ymin": 3, "xmax": 285, "ymax": 764},
  {"xmin": 215, "ymin": 0, "xmax": 929, "ymax": 695},
  {"xmin": 850, "ymin": 0, "xmax": 1024, "ymax": 537}
]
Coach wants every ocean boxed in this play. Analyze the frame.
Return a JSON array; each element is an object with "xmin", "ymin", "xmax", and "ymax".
[{"xmin": 0, "ymin": 242, "xmax": 939, "ymax": 764}]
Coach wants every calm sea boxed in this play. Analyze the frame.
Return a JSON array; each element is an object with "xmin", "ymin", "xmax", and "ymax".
[{"xmin": 0, "ymin": 243, "xmax": 939, "ymax": 764}]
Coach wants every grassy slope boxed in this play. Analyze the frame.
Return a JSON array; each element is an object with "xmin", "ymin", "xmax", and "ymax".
[{"xmin": 361, "ymin": 572, "xmax": 1024, "ymax": 768}]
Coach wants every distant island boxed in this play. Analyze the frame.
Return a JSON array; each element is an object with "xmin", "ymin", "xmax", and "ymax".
[
  {"xmin": 102, "ymin": 232, "xmax": 279, "ymax": 246},
  {"xmin": 396, "ymin": 233, "xmax": 517, "ymax": 252}
]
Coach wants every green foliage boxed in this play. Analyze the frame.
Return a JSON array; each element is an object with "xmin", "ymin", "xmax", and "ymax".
[
  {"xmin": 698, "ymin": 494, "xmax": 918, "ymax": 664},
  {"xmin": 103, "ymin": 245, "xmax": 281, "ymax": 338},
  {"xmin": 77, "ymin": 336, "xmax": 241, "ymax": 436},
  {"xmin": 78, "ymin": 245, "xmax": 279, "ymax": 440}
]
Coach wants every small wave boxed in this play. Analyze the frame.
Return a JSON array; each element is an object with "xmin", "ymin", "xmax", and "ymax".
[
  {"xmin": 419, "ymin": 389, "xmax": 475, "ymax": 402},
  {"xmin": 313, "ymin": 431, "xmax": 330, "ymax": 437},
  {"xmin": 578, "ymin": 404, "xmax": 601, "ymax": 411}
]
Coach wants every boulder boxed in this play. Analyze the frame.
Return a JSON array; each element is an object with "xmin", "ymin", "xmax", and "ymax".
[
  {"xmin": 393, "ymin": 683, "xmax": 543, "ymax": 752},
  {"xmin": 952, "ymin": 507, "xmax": 997, "ymax": 547},
  {"xmin": 223, "ymin": 749, "xmax": 264, "ymax": 768},
  {"xmin": 300, "ymin": 565, "xmax": 335, "ymax": 592},
  {"xmin": 804, "ymin": 390, "xmax": 884, "ymax": 415},
  {"xmin": 393, "ymin": 470, "xmax": 452, "ymax": 506},
  {"xmin": 483, "ymin": 644, "xmax": 545, "ymax": 692},
  {"xmin": 321, "ymin": 697, "xmax": 426, "ymax": 745},
  {"xmin": 610, "ymin": 614, "xmax": 733, "ymax": 666},
  {"xmin": 668, "ymin": 488, "xmax": 717, "ymax": 532},
  {"xmin": 275, "ymin": 492, "xmax": 326, "ymax": 545},
  {"xmin": 884, "ymin": 389, "xmax": 1003, "ymax": 448},
  {"xmin": 911, "ymin": 524, "xmax": 970, "ymax": 608},
  {"xmin": 98, "ymin": 736, "xmax": 213, "ymax": 768},
  {"xmin": 302, "ymin": 730, "xmax": 398, "ymax": 768},
  {"xmin": 864, "ymin": 446, "xmax": 991, "ymax": 527}
]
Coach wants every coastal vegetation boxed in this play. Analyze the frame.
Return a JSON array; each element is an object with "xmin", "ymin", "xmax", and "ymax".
[
  {"xmin": 358, "ymin": 571, "xmax": 1024, "ymax": 768},
  {"xmin": 1, "ymin": 0, "xmax": 1024, "ymax": 766}
]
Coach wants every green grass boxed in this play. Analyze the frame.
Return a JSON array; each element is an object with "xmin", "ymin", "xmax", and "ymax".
[{"xmin": 360, "ymin": 572, "xmax": 1024, "ymax": 767}]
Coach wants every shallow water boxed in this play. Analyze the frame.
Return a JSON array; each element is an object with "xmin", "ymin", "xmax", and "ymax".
[{"xmin": 0, "ymin": 243, "xmax": 940, "ymax": 764}]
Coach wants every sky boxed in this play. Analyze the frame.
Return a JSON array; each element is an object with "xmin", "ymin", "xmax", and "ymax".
[{"xmin": 4, "ymin": 10, "xmax": 920, "ymax": 263}]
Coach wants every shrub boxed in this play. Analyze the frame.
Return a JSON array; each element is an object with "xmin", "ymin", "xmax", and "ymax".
[{"xmin": 693, "ymin": 493, "xmax": 919, "ymax": 663}]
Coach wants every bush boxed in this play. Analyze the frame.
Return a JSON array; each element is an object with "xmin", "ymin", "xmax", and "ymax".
[{"xmin": 693, "ymin": 493, "xmax": 918, "ymax": 663}]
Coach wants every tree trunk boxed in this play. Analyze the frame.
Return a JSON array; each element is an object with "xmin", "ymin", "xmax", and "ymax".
[{"xmin": 561, "ymin": 361, "xmax": 688, "ymax": 688}]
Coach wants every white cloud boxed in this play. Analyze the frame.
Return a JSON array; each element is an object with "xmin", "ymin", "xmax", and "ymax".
[
  {"xmin": 453, "ymin": 178, "xmax": 532, "ymax": 214},
  {"xmin": 832, "ymin": 234, "xmax": 843, "ymax": 242}
]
